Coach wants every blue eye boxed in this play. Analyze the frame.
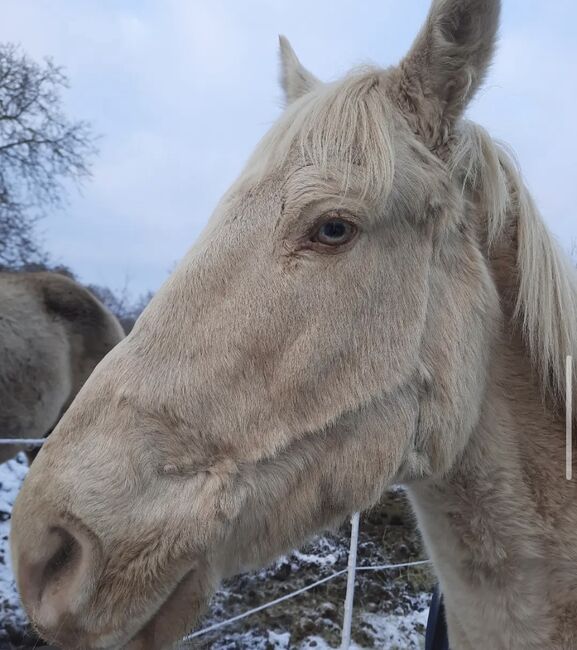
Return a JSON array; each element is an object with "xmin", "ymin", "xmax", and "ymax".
[{"xmin": 313, "ymin": 215, "xmax": 357, "ymax": 247}]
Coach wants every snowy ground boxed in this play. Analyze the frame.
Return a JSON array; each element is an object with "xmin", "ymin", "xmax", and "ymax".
[
  {"xmin": 0, "ymin": 457, "xmax": 433, "ymax": 649},
  {"xmin": 0, "ymin": 455, "xmax": 30, "ymax": 648}
]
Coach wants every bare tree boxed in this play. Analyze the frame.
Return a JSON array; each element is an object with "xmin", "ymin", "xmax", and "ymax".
[{"xmin": 0, "ymin": 43, "xmax": 96, "ymax": 267}]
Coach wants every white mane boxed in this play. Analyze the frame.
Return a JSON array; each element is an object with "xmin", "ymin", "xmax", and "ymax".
[
  {"xmin": 247, "ymin": 69, "xmax": 396, "ymax": 201},
  {"xmin": 453, "ymin": 122, "xmax": 577, "ymax": 401}
]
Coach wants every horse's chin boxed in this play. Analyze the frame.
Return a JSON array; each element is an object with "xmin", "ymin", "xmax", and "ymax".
[{"xmin": 122, "ymin": 567, "xmax": 212, "ymax": 650}]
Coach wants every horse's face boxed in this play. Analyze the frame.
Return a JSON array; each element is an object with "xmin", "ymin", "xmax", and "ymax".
[{"xmin": 11, "ymin": 1, "xmax": 501, "ymax": 648}]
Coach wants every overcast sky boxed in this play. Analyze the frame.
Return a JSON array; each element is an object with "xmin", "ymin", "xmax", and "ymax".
[{"xmin": 1, "ymin": 1, "xmax": 576, "ymax": 296}]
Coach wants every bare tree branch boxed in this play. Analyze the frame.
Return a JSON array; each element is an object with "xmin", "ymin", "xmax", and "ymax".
[{"xmin": 0, "ymin": 43, "xmax": 96, "ymax": 267}]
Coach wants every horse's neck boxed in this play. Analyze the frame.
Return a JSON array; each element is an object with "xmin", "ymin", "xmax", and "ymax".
[{"xmin": 407, "ymin": 214, "xmax": 577, "ymax": 649}]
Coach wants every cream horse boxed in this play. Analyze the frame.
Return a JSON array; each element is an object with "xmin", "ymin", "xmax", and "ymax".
[
  {"xmin": 10, "ymin": 0, "xmax": 577, "ymax": 648},
  {"xmin": 0, "ymin": 272, "xmax": 124, "ymax": 463}
]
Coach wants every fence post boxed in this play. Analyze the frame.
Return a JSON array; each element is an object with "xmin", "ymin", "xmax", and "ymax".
[
  {"xmin": 340, "ymin": 511, "xmax": 360, "ymax": 649},
  {"xmin": 567, "ymin": 355, "xmax": 573, "ymax": 481}
]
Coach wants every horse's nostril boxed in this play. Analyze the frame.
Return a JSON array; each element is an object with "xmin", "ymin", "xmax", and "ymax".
[
  {"xmin": 39, "ymin": 527, "xmax": 80, "ymax": 599},
  {"xmin": 15, "ymin": 517, "xmax": 100, "ymax": 638}
]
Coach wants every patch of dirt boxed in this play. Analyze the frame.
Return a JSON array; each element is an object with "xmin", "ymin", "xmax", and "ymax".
[{"xmin": 183, "ymin": 489, "xmax": 435, "ymax": 649}]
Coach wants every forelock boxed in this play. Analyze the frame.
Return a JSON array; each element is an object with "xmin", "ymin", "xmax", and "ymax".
[{"xmin": 247, "ymin": 68, "xmax": 396, "ymax": 201}]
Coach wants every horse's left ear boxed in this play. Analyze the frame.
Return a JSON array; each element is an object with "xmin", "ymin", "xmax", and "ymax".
[
  {"xmin": 278, "ymin": 36, "xmax": 321, "ymax": 106},
  {"xmin": 393, "ymin": 0, "xmax": 500, "ymax": 151}
]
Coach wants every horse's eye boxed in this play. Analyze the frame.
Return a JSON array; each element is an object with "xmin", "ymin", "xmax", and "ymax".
[{"xmin": 312, "ymin": 215, "xmax": 357, "ymax": 247}]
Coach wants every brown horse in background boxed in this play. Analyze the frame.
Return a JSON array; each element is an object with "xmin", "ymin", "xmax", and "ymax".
[
  {"xmin": 11, "ymin": 1, "xmax": 577, "ymax": 648},
  {"xmin": 0, "ymin": 272, "xmax": 124, "ymax": 463}
]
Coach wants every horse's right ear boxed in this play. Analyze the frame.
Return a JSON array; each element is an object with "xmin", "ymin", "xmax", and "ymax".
[
  {"xmin": 392, "ymin": 0, "xmax": 500, "ymax": 152},
  {"xmin": 278, "ymin": 36, "xmax": 321, "ymax": 106}
]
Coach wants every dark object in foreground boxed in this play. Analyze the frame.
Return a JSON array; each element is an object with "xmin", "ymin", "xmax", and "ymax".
[{"xmin": 426, "ymin": 586, "xmax": 450, "ymax": 650}]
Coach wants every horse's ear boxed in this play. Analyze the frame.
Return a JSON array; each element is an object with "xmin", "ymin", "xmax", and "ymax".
[
  {"xmin": 278, "ymin": 36, "xmax": 321, "ymax": 106},
  {"xmin": 393, "ymin": 0, "xmax": 500, "ymax": 151}
]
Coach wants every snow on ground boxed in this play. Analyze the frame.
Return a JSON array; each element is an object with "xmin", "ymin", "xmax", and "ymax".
[
  {"xmin": 181, "ymin": 601, "xmax": 430, "ymax": 649},
  {"xmin": 0, "ymin": 454, "xmax": 29, "ymax": 645},
  {"xmin": 0, "ymin": 459, "xmax": 432, "ymax": 649}
]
